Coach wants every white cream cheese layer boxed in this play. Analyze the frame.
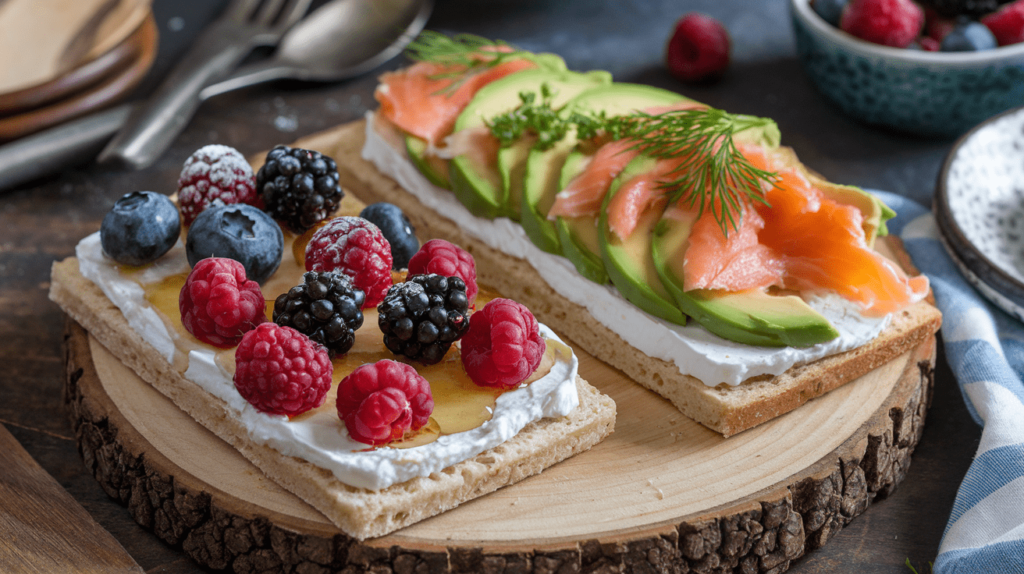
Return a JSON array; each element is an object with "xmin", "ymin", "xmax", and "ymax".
[
  {"xmin": 76, "ymin": 232, "xmax": 580, "ymax": 491},
  {"xmin": 362, "ymin": 112, "xmax": 890, "ymax": 386}
]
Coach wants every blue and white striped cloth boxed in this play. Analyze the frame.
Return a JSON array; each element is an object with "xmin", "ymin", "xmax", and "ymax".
[{"xmin": 877, "ymin": 191, "xmax": 1024, "ymax": 573}]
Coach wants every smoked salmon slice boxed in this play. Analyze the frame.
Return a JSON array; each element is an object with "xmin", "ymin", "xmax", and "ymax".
[
  {"xmin": 548, "ymin": 139, "xmax": 639, "ymax": 219},
  {"xmin": 547, "ymin": 102, "xmax": 705, "ymax": 220},
  {"xmin": 376, "ymin": 58, "xmax": 537, "ymax": 147},
  {"xmin": 680, "ymin": 145, "xmax": 928, "ymax": 316},
  {"xmin": 681, "ymin": 202, "xmax": 786, "ymax": 292}
]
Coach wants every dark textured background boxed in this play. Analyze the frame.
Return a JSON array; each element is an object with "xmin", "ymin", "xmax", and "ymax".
[{"xmin": 0, "ymin": 0, "xmax": 980, "ymax": 572}]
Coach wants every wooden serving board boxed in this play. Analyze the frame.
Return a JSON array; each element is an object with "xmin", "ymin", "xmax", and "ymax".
[{"xmin": 64, "ymin": 315, "xmax": 935, "ymax": 573}]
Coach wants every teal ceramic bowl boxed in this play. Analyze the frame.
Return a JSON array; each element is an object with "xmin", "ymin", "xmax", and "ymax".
[{"xmin": 790, "ymin": 0, "xmax": 1024, "ymax": 137}]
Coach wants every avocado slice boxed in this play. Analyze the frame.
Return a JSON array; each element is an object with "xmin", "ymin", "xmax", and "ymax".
[
  {"xmin": 650, "ymin": 208, "xmax": 839, "ymax": 347},
  {"xmin": 521, "ymin": 83, "xmax": 690, "ymax": 255},
  {"xmin": 598, "ymin": 155, "xmax": 687, "ymax": 325},
  {"xmin": 555, "ymin": 150, "xmax": 608, "ymax": 283},
  {"xmin": 406, "ymin": 136, "xmax": 451, "ymax": 189},
  {"xmin": 402, "ymin": 52, "xmax": 568, "ymax": 192},
  {"xmin": 498, "ymin": 136, "xmax": 536, "ymax": 217},
  {"xmin": 448, "ymin": 69, "xmax": 612, "ymax": 219}
]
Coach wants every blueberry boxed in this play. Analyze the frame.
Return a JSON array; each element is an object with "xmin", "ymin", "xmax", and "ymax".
[
  {"xmin": 941, "ymin": 20, "xmax": 997, "ymax": 52},
  {"xmin": 186, "ymin": 203, "xmax": 283, "ymax": 284},
  {"xmin": 359, "ymin": 202, "xmax": 419, "ymax": 270},
  {"xmin": 811, "ymin": 0, "xmax": 848, "ymax": 27},
  {"xmin": 100, "ymin": 191, "xmax": 180, "ymax": 266}
]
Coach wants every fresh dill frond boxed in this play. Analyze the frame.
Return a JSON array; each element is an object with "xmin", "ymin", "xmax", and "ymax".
[
  {"xmin": 405, "ymin": 31, "xmax": 517, "ymax": 66},
  {"xmin": 404, "ymin": 31, "xmax": 529, "ymax": 94},
  {"xmin": 484, "ymin": 90, "xmax": 779, "ymax": 235},
  {"xmin": 609, "ymin": 108, "xmax": 779, "ymax": 235}
]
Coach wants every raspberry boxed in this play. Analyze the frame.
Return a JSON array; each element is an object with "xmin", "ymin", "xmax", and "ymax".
[
  {"xmin": 665, "ymin": 13, "xmax": 730, "ymax": 83},
  {"xmin": 178, "ymin": 145, "xmax": 258, "ymax": 227},
  {"xmin": 336, "ymin": 360, "xmax": 433, "ymax": 446},
  {"xmin": 234, "ymin": 323, "xmax": 332, "ymax": 417},
  {"xmin": 179, "ymin": 258, "xmax": 266, "ymax": 347},
  {"xmin": 407, "ymin": 239, "xmax": 478, "ymax": 304},
  {"xmin": 305, "ymin": 217, "xmax": 393, "ymax": 308},
  {"xmin": 983, "ymin": 0, "xmax": 1024, "ymax": 45},
  {"xmin": 840, "ymin": 0, "xmax": 924, "ymax": 48},
  {"xmin": 460, "ymin": 298, "xmax": 546, "ymax": 390}
]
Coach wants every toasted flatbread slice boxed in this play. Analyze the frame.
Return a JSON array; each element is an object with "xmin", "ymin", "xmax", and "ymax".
[
  {"xmin": 289, "ymin": 118, "xmax": 941, "ymax": 437},
  {"xmin": 49, "ymin": 201, "xmax": 615, "ymax": 540}
]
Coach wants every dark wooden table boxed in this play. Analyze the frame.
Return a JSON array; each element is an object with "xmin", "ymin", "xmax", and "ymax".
[{"xmin": 0, "ymin": 0, "xmax": 979, "ymax": 572}]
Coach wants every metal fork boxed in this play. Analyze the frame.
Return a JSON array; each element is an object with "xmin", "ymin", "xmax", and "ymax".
[{"xmin": 98, "ymin": 0, "xmax": 313, "ymax": 170}]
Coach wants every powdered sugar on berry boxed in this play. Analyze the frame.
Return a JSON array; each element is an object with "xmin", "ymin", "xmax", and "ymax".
[
  {"xmin": 178, "ymin": 145, "xmax": 258, "ymax": 226},
  {"xmin": 75, "ymin": 232, "xmax": 580, "ymax": 491}
]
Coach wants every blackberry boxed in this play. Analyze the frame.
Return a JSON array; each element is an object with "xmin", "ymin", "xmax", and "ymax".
[
  {"xmin": 922, "ymin": 0, "xmax": 1011, "ymax": 18},
  {"xmin": 257, "ymin": 145, "xmax": 343, "ymax": 234},
  {"xmin": 273, "ymin": 272, "xmax": 365, "ymax": 357},
  {"xmin": 377, "ymin": 274, "xmax": 470, "ymax": 365}
]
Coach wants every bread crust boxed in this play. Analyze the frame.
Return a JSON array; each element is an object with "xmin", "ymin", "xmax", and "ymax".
[
  {"xmin": 50, "ymin": 254, "xmax": 615, "ymax": 540},
  {"xmin": 309, "ymin": 118, "xmax": 942, "ymax": 437}
]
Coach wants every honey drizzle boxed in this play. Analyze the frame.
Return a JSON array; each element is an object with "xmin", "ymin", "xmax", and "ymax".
[{"xmin": 135, "ymin": 232, "xmax": 563, "ymax": 452}]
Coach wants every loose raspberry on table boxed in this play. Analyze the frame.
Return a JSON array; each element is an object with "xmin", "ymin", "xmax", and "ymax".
[
  {"xmin": 840, "ymin": 0, "xmax": 924, "ymax": 48},
  {"xmin": 179, "ymin": 257, "xmax": 266, "ymax": 347},
  {"xmin": 234, "ymin": 323, "xmax": 333, "ymax": 417},
  {"xmin": 407, "ymin": 239, "xmax": 478, "ymax": 304},
  {"xmin": 177, "ymin": 145, "xmax": 259, "ymax": 227},
  {"xmin": 983, "ymin": 0, "xmax": 1024, "ymax": 46},
  {"xmin": 665, "ymin": 13, "xmax": 730, "ymax": 83},
  {"xmin": 461, "ymin": 298, "xmax": 546, "ymax": 390},
  {"xmin": 336, "ymin": 359, "xmax": 433, "ymax": 446},
  {"xmin": 305, "ymin": 216, "xmax": 393, "ymax": 308}
]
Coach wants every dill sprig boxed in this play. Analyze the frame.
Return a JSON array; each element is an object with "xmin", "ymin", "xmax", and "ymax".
[
  {"xmin": 610, "ymin": 109, "xmax": 779, "ymax": 234},
  {"xmin": 404, "ymin": 31, "xmax": 528, "ymax": 94},
  {"xmin": 486, "ymin": 94, "xmax": 779, "ymax": 235}
]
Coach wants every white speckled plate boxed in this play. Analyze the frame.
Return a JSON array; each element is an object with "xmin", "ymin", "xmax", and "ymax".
[{"xmin": 936, "ymin": 105, "xmax": 1024, "ymax": 315}]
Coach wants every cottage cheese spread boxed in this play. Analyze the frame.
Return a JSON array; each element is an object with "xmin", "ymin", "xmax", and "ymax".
[
  {"xmin": 76, "ymin": 233, "xmax": 580, "ymax": 491},
  {"xmin": 362, "ymin": 112, "xmax": 890, "ymax": 386}
]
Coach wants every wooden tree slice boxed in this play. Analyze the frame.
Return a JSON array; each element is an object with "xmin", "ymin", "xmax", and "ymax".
[{"xmin": 64, "ymin": 316, "xmax": 935, "ymax": 574}]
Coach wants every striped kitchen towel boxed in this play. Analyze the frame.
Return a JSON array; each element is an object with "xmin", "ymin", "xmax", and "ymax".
[{"xmin": 877, "ymin": 191, "xmax": 1024, "ymax": 574}]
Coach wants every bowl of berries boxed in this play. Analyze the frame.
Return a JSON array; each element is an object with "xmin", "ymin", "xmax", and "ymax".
[{"xmin": 790, "ymin": 0, "xmax": 1024, "ymax": 136}]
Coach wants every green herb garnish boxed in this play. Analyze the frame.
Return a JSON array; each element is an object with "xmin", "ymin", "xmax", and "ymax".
[
  {"xmin": 486, "ymin": 85, "xmax": 569, "ymax": 150},
  {"xmin": 610, "ymin": 108, "xmax": 779, "ymax": 234},
  {"xmin": 486, "ymin": 85, "xmax": 607, "ymax": 152},
  {"xmin": 404, "ymin": 31, "xmax": 529, "ymax": 94},
  {"xmin": 485, "ymin": 95, "xmax": 778, "ymax": 235}
]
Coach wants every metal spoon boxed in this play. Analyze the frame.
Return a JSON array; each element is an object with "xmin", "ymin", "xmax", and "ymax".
[{"xmin": 0, "ymin": 0, "xmax": 432, "ymax": 192}]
